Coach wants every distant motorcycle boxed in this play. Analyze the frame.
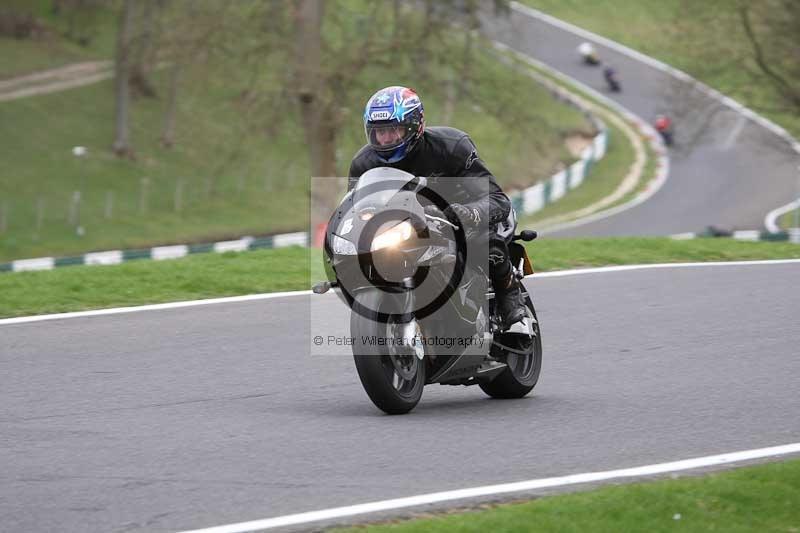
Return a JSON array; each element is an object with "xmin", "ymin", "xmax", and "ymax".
[
  {"xmin": 313, "ymin": 168, "xmax": 543, "ymax": 414},
  {"xmin": 577, "ymin": 42, "xmax": 600, "ymax": 66},
  {"xmin": 604, "ymin": 66, "xmax": 621, "ymax": 92},
  {"xmin": 654, "ymin": 114, "xmax": 674, "ymax": 146}
]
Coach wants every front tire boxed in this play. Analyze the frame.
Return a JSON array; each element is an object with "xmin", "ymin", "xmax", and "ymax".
[
  {"xmin": 351, "ymin": 289, "xmax": 425, "ymax": 414},
  {"xmin": 480, "ymin": 290, "xmax": 542, "ymax": 399}
]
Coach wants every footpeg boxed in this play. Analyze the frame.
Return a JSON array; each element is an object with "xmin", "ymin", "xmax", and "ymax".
[{"xmin": 476, "ymin": 359, "xmax": 507, "ymax": 380}]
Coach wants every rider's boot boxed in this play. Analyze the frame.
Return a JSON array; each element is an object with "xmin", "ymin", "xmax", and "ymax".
[{"xmin": 495, "ymin": 271, "xmax": 526, "ymax": 330}]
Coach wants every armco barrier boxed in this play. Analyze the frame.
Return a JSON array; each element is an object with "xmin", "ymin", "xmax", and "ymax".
[
  {"xmin": 1, "ymin": 233, "xmax": 308, "ymax": 273},
  {"xmin": 509, "ymin": 128, "xmax": 608, "ymax": 215}
]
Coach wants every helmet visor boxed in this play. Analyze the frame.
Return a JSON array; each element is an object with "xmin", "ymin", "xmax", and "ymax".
[{"xmin": 366, "ymin": 123, "xmax": 414, "ymax": 152}]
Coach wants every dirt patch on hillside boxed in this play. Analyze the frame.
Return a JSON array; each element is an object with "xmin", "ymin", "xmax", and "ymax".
[{"xmin": 565, "ymin": 132, "xmax": 594, "ymax": 158}]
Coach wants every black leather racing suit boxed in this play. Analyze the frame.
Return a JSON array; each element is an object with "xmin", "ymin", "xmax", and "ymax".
[{"xmin": 348, "ymin": 126, "xmax": 516, "ymax": 293}]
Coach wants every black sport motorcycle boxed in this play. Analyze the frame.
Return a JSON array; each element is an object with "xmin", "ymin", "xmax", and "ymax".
[{"xmin": 312, "ymin": 168, "xmax": 542, "ymax": 414}]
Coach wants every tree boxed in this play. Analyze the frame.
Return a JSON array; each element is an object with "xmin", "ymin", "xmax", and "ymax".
[
  {"xmin": 140, "ymin": 0, "xmax": 517, "ymax": 193},
  {"xmin": 148, "ymin": 1, "xmax": 235, "ymax": 148},
  {"xmin": 112, "ymin": 0, "xmax": 135, "ymax": 158},
  {"xmin": 739, "ymin": 0, "xmax": 800, "ymax": 117},
  {"xmin": 129, "ymin": 0, "xmax": 163, "ymax": 99},
  {"xmin": 293, "ymin": 1, "xmax": 326, "ymax": 175},
  {"xmin": 662, "ymin": 0, "xmax": 800, "ymax": 149},
  {"xmin": 266, "ymin": 0, "xmax": 512, "ymax": 178},
  {"xmin": 664, "ymin": 0, "xmax": 800, "ymax": 137},
  {"xmin": 52, "ymin": 0, "xmax": 104, "ymax": 46}
]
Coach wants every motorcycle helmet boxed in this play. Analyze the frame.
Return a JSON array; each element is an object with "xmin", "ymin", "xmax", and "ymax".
[
  {"xmin": 577, "ymin": 42, "xmax": 595, "ymax": 56},
  {"xmin": 363, "ymin": 86, "xmax": 425, "ymax": 164}
]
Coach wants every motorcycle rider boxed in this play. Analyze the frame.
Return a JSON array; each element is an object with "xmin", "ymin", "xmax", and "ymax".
[
  {"xmin": 654, "ymin": 114, "xmax": 674, "ymax": 146},
  {"xmin": 577, "ymin": 42, "xmax": 600, "ymax": 65},
  {"xmin": 348, "ymin": 86, "xmax": 527, "ymax": 329},
  {"xmin": 603, "ymin": 65, "xmax": 621, "ymax": 92}
]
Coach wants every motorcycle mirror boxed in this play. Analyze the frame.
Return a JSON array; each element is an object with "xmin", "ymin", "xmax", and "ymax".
[
  {"xmin": 312, "ymin": 281, "xmax": 332, "ymax": 294},
  {"xmin": 514, "ymin": 230, "xmax": 538, "ymax": 242}
]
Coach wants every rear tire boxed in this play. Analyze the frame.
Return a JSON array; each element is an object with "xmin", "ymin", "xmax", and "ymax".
[
  {"xmin": 479, "ymin": 290, "xmax": 542, "ymax": 399},
  {"xmin": 351, "ymin": 289, "xmax": 425, "ymax": 414}
]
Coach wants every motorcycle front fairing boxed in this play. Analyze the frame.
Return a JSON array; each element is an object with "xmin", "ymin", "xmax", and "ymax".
[
  {"xmin": 325, "ymin": 170, "xmax": 432, "ymax": 293},
  {"xmin": 324, "ymin": 169, "xmax": 491, "ymax": 373}
]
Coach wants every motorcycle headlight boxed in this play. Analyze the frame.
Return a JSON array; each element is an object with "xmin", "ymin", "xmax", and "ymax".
[
  {"xmin": 370, "ymin": 220, "xmax": 413, "ymax": 252},
  {"xmin": 331, "ymin": 234, "xmax": 357, "ymax": 255}
]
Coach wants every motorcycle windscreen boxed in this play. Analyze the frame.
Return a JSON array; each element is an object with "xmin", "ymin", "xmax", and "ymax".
[
  {"xmin": 309, "ymin": 173, "xmax": 490, "ymax": 358},
  {"xmin": 351, "ymin": 167, "xmax": 420, "ymax": 209}
]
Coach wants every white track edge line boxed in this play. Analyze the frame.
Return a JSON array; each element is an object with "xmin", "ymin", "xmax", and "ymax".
[
  {"xmin": 766, "ymin": 197, "xmax": 800, "ymax": 233},
  {"xmin": 177, "ymin": 442, "xmax": 800, "ymax": 533},
  {"xmin": 2, "ymin": 260, "xmax": 798, "ymax": 326},
  {"xmin": 0, "ymin": 291, "xmax": 312, "ymax": 326}
]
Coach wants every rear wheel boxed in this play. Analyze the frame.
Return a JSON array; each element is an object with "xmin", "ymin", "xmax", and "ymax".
[
  {"xmin": 479, "ymin": 291, "xmax": 542, "ymax": 399},
  {"xmin": 351, "ymin": 289, "xmax": 426, "ymax": 414}
]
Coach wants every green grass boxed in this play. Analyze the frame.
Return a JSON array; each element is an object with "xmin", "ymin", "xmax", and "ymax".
[
  {"xmin": 519, "ymin": 0, "xmax": 800, "ymax": 139},
  {"xmin": 331, "ymin": 458, "xmax": 800, "ymax": 533},
  {"xmin": 0, "ymin": 70, "xmax": 310, "ymax": 261},
  {"xmin": 0, "ymin": 36, "xmax": 91, "ymax": 78},
  {"xmin": 0, "ymin": 0, "xmax": 116, "ymax": 78},
  {"xmin": 581, "ymin": 126, "xmax": 660, "ymax": 218},
  {"xmin": 778, "ymin": 210, "xmax": 800, "ymax": 231},
  {"xmin": 0, "ymin": 246, "xmax": 309, "ymax": 318},
  {"xmin": 523, "ymin": 236, "xmax": 800, "ymax": 271},
  {"xmin": 2, "ymin": 237, "xmax": 799, "ymax": 318}
]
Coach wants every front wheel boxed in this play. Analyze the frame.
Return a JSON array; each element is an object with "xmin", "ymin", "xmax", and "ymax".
[
  {"xmin": 351, "ymin": 289, "xmax": 426, "ymax": 414},
  {"xmin": 480, "ymin": 290, "xmax": 542, "ymax": 399}
]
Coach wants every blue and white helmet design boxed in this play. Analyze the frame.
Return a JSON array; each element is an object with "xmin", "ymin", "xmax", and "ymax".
[{"xmin": 363, "ymin": 86, "xmax": 425, "ymax": 163}]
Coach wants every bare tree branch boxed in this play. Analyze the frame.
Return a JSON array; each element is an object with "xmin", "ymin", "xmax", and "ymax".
[
  {"xmin": 739, "ymin": 4, "xmax": 800, "ymax": 109},
  {"xmin": 112, "ymin": 0, "xmax": 135, "ymax": 158}
]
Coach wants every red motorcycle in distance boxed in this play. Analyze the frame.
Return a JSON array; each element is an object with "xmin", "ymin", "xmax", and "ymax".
[{"xmin": 654, "ymin": 114, "xmax": 674, "ymax": 146}]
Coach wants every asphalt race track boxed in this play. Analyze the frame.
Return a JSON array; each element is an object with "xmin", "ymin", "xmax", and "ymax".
[
  {"xmin": 482, "ymin": 6, "xmax": 800, "ymax": 237},
  {"xmin": 3, "ymin": 263, "xmax": 800, "ymax": 531},
  {"xmin": 3, "ymin": 9, "xmax": 800, "ymax": 533}
]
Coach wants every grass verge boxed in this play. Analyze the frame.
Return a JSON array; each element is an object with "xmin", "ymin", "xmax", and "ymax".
[
  {"xmin": 523, "ymin": 118, "xmax": 635, "ymax": 226},
  {"xmin": 0, "ymin": 246, "xmax": 308, "ymax": 319},
  {"xmin": 778, "ymin": 210, "xmax": 800, "ymax": 231},
  {"xmin": 2, "ymin": 237, "xmax": 799, "ymax": 319},
  {"xmin": 331, "ymin": 458, "xmax": 800, "ymax": 533}
]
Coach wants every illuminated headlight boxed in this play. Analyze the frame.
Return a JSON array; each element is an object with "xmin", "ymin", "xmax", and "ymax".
[
  {"xmin": 331, "ymin": 234, "xmax": 357, "ymax": 255},
  {"xmin": 371, "ymin": 220, "xmax": 413, "ymax": 251}
]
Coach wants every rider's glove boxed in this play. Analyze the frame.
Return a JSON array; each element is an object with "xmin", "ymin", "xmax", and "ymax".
[{"xmin": 445, "ymin": 203, "xmax": 481, "ymax": 229}]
